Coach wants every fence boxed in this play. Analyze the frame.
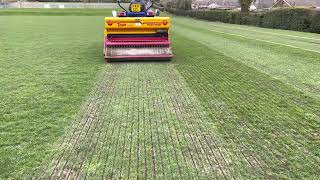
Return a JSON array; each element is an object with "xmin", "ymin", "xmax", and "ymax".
[
  {"xmin": 0, "ymin": 2, "xmax": 9, "ymax": 8},
  {"xmin": 3, "ymin": 2, "xmax": 128, "ymax": 9}
]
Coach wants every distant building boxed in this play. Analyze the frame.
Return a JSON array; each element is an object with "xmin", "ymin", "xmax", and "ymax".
[
  {"xmin": 192, "ymin": 0, "xmax": 320, "ymax": 10},
  {"xmin": 192, "ymin": 0, "xmax": 239, "ymax": 10},
  {"xmin": 273, "ymin": 0, "xmax": 294, "ymax": 7},
  {"xmin": 253, "ymin": 0, "xmax": 274, "ymax": 9},
  {"xmin": 272, "ymin": 0, "xmax": 320, "ymax": 8}
]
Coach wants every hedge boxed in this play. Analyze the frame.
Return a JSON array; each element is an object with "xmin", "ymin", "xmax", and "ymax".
[
  {"xmin": 310, "ymin": 12, "xmax": 320, "ymax": 33},
  {"xmin": 167, "ymin": 8, "xmax": 320, "ymax": 33}
]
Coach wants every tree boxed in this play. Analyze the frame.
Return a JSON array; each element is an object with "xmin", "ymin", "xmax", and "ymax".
[
  {"xmin": 239, "ymin": 0, "xmax": 254, "ymax": 13},
  {"xmin": 178, "ymin": 0, "xmax": 192, "ymax": 10},
  {"xmin": 165, "ymin": 0, "xmax": 191, "ymax": 10}
]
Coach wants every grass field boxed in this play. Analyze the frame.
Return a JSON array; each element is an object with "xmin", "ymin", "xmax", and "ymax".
[{"xmin": 0, "ymin": 9, "xmax": 319, "ymax": 179}]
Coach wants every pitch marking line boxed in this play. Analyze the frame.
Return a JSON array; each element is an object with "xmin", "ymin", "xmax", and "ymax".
[
  {"xmin": 209, "ymin": 29, "xmax": 320, "ymax": 54},
  {"xmin": 210, "ymin": 23, "xmax": 320, "ymax": 41}
]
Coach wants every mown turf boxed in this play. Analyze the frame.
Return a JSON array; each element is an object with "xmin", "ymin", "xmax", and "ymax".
[
  {"xmin": 172, "ymin": 32, "xmax": 320, "ymax": 179},
  {"xmin": 171, "ymin": 16, "xmax": 320, "ymax": 98},
  {"xmin": 37, "ymin": 64, "xmax": 234, "ymax": 179},
  {"xmin": 0, "ymin": 15, "xmax": 108, "ymax": 178},
  {"xmin": 170, "ymin": 17, "xmax": 320, "ymax": 178},
  {"xmin": 0, "ymin": 8, "xmax": 116, "ymax": 16},
  {"xmin": 1, "ymin": 9, "xmax": 319, "ymax": 179}
]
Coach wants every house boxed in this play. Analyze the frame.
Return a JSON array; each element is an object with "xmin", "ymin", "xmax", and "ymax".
[
  {"xmin": 191, "ymin": 0, "xmax": 320, "ymax": 10},
  {"xmin": 192, "ymin": 0, "xmax": 240, "ymax": 10},
  {"xmin": 253, "ymin": 0, "xmax": 274, "ymax": 9},
  {"xmin": 272, "ymin": 0, "xmax": 320, "ymax": 8}
]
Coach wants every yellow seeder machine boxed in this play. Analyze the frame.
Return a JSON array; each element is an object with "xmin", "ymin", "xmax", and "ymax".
[{"xmin": 104, "ymin": 0, "xmax": 173, "ymax": 61}]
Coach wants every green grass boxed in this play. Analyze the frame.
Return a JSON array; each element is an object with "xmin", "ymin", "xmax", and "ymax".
[
  {"xmin": 172, "ymin": 32, "xmax": 320, "ymax": 178},
  {"xmin": 171, "ymin": 16, "xmax": 320, "ymax": 98},
  {"xmin": 0, "ymin": 9, "xmax": 319, "ymax": 179},
  {"xmin": 0, "ymin": 12, "xmax": 109, "ymax": 178},
  {"xmin": 0, "ymin": 8, "xmax": 115, "ymax": 16},
  {"xmin": 40, "ymin": 64, "xmax": 223, "ymax": 179}
]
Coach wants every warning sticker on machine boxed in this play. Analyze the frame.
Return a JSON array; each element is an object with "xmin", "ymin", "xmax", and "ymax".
[{"xmin": 145, "ymin": 22, "xmax": 162, "ymax": 26}]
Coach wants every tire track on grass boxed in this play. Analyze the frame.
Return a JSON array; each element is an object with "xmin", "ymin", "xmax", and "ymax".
[{"xmin": 41, "ymin": 63, "xmax": 235, "ymax": 179}]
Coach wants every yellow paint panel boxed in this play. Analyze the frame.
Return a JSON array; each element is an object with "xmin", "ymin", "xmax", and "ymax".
[
  {"xmin": 105, "ymin": 17, "xmax": 170, "ymax": 35},
  {"xmin": 130, "ymin": 4, "xmax": 141, "ymax": 12}
]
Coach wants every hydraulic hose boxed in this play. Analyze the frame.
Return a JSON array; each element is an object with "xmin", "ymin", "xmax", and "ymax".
[{"xmin": 117, "ymin": 0, "xmax": 128, "ymax": 12}]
